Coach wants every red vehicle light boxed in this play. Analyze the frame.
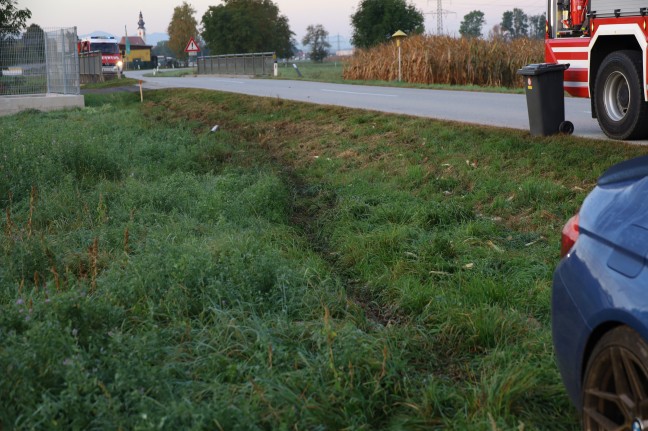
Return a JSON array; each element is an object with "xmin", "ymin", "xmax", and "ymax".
[{"xmin": 560, "ymin": 214, "xmax": 580, "ymax": 258}]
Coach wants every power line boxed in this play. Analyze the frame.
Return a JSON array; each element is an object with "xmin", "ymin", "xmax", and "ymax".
[
  {"xmin": 426, "ymin": 0, "xmax": 456, "ymax": 34},
  {"xmin": 326, "ymin": 34, "xmax": 352, "ymax": 52}
]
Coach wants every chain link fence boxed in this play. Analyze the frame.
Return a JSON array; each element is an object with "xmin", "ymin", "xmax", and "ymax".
[
  {"xmin": 0, "ymin": 26, "xmax": 80, "ymax": 96},
  {"xmin": 197, "ymin": 52, "xmax": 276, "ymax": 76}
]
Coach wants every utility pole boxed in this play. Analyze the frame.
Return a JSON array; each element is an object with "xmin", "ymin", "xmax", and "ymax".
[{"xmin": 328, "ymin": 34, "xmax": 342, "ymax": 54}]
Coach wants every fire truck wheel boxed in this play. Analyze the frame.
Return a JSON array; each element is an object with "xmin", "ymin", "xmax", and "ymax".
[{"xmin": 595, "ymin": 50, "xmax": 648, "ymax": 140}]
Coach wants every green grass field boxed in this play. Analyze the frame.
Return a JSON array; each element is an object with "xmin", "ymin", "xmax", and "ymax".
[{"xmin": 1, "ymin": 88, "xmax": 647, "ymax": 429}]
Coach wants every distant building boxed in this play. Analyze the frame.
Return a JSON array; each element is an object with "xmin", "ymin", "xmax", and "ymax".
[
  {"xmin": 117, "ymin": 11, "xmax": 152, "ymax": 68},
  {"xmin": 335, "ymin": 49, "xmax": 355, "ymax": 57},
  {"xmin": 119, "ymin": 36, "xmax": 152, "ymax": 67},
  {"xmin": 137, "ymin": 11, "xmax": 146, "ymax": 43}
]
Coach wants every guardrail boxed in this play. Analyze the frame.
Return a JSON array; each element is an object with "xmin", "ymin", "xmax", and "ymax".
[
  {"xmin": 197, "ymin": 52, "xmax": 275, "ymax": 76},
  {"xmin": 79, "ymin": 51, "xmax": 102, "ymax": 83}
]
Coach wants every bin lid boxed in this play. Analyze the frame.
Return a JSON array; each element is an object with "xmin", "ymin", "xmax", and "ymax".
[{"xmin": 517, "ymin": 62, "xmax": 570, "ymax": 76}]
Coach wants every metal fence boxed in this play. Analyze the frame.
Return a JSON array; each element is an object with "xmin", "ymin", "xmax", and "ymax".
[
  {"xmin": 0, "ymin": 26, "xmax": 80, "ymax": 96},
  {"xmin": 79, "ymin": 52, "xmax": 102, "ymax": 83},
  {"xmin": 197, "ymin": 52, "xmax": 275, "ymax": 76}
]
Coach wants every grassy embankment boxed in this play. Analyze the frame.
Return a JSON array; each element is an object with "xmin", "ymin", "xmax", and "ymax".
[
  {"xmin": 2, "ymin": 88, "xmax": 647, "ymax": 429},
  {"xmin": 82, "ymin": 77, "xmax": 140, "ymax": 89}
]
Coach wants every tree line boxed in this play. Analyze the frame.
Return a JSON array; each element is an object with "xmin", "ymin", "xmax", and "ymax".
[
  {"xmin": 164, "ymin": 1, "xmax": 544, "ymax": 60},
  {"xmin": 2, "ymin": 0, "xmax": 545, "ymax": 65},
  {"xmin": 460, "ymin": 8, "xmax": 546, "ymax": 40},
  {"xmin": 162, "ymin": 0, "xmax": 426, "ymax": 62}
]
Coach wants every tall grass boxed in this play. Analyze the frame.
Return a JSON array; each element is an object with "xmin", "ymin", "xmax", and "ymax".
[
  {"xmin": 2, "ymin": 89, "xmax": 647, "ymax": 429},
  {"xmin": 344, "ymin": 35, "xmax": 544, "ymax": 87}
]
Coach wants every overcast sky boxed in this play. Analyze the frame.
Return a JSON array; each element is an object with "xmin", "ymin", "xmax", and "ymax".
[{"xmin": 21, "ymin": 0, "xmax": 547, "ymax": 46}]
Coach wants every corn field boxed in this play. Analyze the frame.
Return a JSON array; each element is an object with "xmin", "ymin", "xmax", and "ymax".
[{"xmin": 343, "ymin": 35, "xmax": 545, "ymax": 88}]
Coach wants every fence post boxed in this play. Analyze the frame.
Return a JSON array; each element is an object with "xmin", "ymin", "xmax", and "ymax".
[
  {"xmin": 61, "ymin": 29, "xmax": 68, "ymax": 94},
  {"xmin": 74, "ymin": 26, "xmax": 81, "ymax": 94},
  {"xmin": 45, "ymin": 31, "xmax": 52, "ymax": 93}
]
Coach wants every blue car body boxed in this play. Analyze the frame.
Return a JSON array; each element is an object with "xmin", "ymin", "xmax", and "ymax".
[{"xmin": 552, "ymin": 154, "xmax": 648, "ymax": 409}]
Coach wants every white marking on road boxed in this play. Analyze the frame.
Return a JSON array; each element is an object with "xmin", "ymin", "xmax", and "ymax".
[{"xmin": 320, "ymin": 89, "xmax": 396, "ymax": 97}]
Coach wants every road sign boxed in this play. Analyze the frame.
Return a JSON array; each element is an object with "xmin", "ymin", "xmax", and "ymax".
[{"xmin": 184, "ymin": 37, "xmax": 200, "ymax": 53}]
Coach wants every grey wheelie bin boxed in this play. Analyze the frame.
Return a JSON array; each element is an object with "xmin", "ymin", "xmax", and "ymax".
[{"xmin": 517, "ymin": 63, "xmax": 573, "ymax": 136}]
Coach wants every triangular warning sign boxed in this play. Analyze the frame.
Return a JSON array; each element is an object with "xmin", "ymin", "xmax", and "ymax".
[{"xmin": 184, "ymin": 37, "xmax": 200, "ymax": 52}]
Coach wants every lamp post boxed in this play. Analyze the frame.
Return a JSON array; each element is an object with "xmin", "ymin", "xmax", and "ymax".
[{"xmin": 392, "ymin": 30, "xmax": 407, "ymax": 82}]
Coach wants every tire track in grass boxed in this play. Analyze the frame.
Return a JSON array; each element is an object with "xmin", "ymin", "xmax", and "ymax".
[{"xmin": 279, "ymin": 167, "xmax": 402, "ymax": 328}]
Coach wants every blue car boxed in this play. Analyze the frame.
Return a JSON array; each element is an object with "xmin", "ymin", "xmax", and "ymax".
[{"xmin": 553, "ymin": 154, "xmax": 648, "ymax": 430}]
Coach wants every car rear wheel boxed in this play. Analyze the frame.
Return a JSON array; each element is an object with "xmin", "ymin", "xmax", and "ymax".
[{"xmin": 582, "ymin": 326, "xmax": 648, "ymax": 430}]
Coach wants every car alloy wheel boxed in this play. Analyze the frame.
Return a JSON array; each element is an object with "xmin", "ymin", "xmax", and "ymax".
[{"xmin": 582, "ymin": 326, "xmax": 648, "ymax": 430}]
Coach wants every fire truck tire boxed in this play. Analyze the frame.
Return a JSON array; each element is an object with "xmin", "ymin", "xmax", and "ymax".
[{"xmin": 594, "ymin": 50, "xmax": 648, "ymax": 140}]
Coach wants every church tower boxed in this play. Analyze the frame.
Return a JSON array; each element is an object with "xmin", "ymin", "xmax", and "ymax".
[{"xmin": 137, "ymin": 11, "xmax": 146, "ymax": 42}]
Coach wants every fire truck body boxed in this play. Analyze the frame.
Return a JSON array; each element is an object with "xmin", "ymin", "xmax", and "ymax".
[
  {"xmin": 78, "ymin": 36, "xmax": 123, "ymax": 74},
  {"xmin": 545, "ymin": 0, "xmax": 648, "ymax": 139}
]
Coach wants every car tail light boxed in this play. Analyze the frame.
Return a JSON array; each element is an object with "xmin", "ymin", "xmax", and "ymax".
[{"xmin": 560, "ymin": 214, "xmax": 580, "ymax": 258}]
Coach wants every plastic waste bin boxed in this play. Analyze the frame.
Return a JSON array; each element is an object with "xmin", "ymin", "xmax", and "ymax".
[{"xmin": 517, "ymin": 63, "xmax": 573, "ymax": 136}]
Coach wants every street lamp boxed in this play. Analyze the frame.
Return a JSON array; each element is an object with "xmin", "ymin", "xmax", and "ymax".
[{"xmin": 392, "ymin": 30, "xmax": 407, "ymax": 82}]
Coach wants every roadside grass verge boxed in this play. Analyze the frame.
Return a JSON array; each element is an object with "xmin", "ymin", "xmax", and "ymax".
[
  {"xmin": 275, "ymin": 60, "xmax": 524, "ymax": 93},
  {"xmin": 142, "ymin": 68, "xmax": 196, "ymax": 78},
  {"xmin": 1, "ymin": 89, "xmax": 647, "ymax": 429},
  {"xmin": 81, "ymin": 77, "xmax": 139, "ymax": 90},
  {"xmin": 276, "ymin": 60, "xmax": 345, "ymax": 82}
]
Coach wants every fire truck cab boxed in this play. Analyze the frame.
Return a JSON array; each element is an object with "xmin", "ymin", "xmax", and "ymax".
[
  {"xmin": 545, "ymin": 0, "xmax": 648, "ymax": 140},
  {"xmin": 78, "ymin": 36, "xmax": 123, "ymax": 74}
]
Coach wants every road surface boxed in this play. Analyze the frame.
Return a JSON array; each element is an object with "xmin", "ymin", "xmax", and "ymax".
[{"xmin": 124, "ymin": 69, "xmax": 647, "ymax": 144}]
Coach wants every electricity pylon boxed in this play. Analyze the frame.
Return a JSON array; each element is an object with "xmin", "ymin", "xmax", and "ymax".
[{"xmin": 426, "ymin": 0, "xmax": 455, "ymax": 34}]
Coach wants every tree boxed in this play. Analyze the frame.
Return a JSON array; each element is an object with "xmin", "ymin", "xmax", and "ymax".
[
  {"xmin": 0, "ymin": 0, "xmax": 31, "ymax": 40},
  {"xmin": 167, "ymin": 1, "xmax": 199, "ymax": 61},
  {"xmin": 501, "ymin": 8, "xmax": 529, "ymax": 38},
  {"xmin": 488, "ymin": 24, "xmax": 506, "ymax": 40},
  {"xmin": 351, "ymin": 0, "xmax": 424, "ymax": 49},
  {"xmin": 512, "ymin": 8, "xmax": 529, "ymax": 38},
  {"xmin": 201, "ymin": 0, "xmax": 294, "ymax": 58},
  {"xmin": 528, "ymin": 13, "xmax": 546, "ymax": 39},
  {"xmin": 459, "ymin": 10, "xmax": 485, "ymax": 38},
  {"xmin": 500, "ymin": 10, "xmax": 513, "ymax": 36},
  {"xmin": 152, "ymin": 40, "xmax": 174, "ymax": 58},
  {"xmin": 23, "ymin": 23, "xmax": 44, "ymax": 63},
  {"xmin": 302, "ymin": 24, "xmax": 330, "ymax": 62}
]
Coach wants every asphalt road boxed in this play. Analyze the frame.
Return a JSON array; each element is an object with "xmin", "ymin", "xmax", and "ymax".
[{"xmin": 125, "ymin": 69, "xmax": 647, "ymax": 144}]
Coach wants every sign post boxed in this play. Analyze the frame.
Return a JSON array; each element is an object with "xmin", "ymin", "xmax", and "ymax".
[
  {"xmin": 184, "ymin": 37, "xmax": 200, "ymax": 67},
  {"xmin": 391, "ymin": 30, "xmax": 407, "ymax": 82}
]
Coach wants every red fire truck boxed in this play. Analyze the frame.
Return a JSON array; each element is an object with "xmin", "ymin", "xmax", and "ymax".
[
  {"xmin": 78, "ymin": 36, "xmax": 123, "ymax": 74},
  {"xmin": 545, "ymin": 0, "xmax": 648, "ymax": 140}
]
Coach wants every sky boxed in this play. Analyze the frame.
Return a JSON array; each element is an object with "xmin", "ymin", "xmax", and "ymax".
[{"xmin": 20, "ymin": 0, "xmax": 547, "ymax": 48}]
